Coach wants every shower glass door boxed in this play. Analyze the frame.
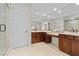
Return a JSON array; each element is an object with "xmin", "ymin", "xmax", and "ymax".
[{"xmin": 0, "ymin": 4, "xmax": 8, "ymax": 56}]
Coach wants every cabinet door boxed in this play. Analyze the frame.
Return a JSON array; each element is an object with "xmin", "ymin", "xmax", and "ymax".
[
  {"xmin": 43, "ymin": 32, "xmax": 51, "ymax": 43},
  {"xmin": 39, "ymin": 32, "xmax": 44, "ymax": 41},
  {"xmin": 32, "ymin": 32, "xmax": 42, "ymax": 43},
  {"xmin": 46, "ymin": 35, "xmax": 51, "ymax": 43},
  {"xmin": 37, "ymin": 33, "xmax": 42, "ymax": 42},
  {"xmin": 59, "ymin": 34, "xmax": 70, "ymax": 54},
  {"xmin": 71, "ymin": 36, "xmax": 79, "ymax": 56},
  {"xmin": 32, "ymin": 32, "xmax": 39, "ymax": 43},
  {"xmin": 65, "ymin": 35, "xmax": 73, "ymax": 55}
]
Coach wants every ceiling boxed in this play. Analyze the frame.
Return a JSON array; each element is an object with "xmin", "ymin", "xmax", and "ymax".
[{"xmin": 31, "ymin": 3, "xmax": 79, "ymax": 21}]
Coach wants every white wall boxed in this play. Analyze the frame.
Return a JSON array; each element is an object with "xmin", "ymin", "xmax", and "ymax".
[{"xmin": 9, "ymin": 4, "xmax": 32, "ymax": 48}]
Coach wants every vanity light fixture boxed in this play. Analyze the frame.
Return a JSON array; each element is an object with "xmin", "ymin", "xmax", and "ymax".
[
  {"xmin": 58, "ymin": 10, "xmax": 61, "ymax": 13},
  {"xmin": 53, "ymin": 8, "xmax": 57, "ymax": 11},
  {"xmin": 35, "ymin": 12, "xmax": 39, "ymax": 15},
  {"xmin": 75, "ymin": 3, "xmax": 79, "ymax": 5}
]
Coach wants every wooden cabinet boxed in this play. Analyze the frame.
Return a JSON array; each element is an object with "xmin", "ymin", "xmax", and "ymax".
[
  {"xmin": 59, "ymin": 34, "xmax": 79, "ymax": 56},
  {"xmin": 43, "ymin": 32, "xmax": 51, "ymax": 43},
  {"xmin": 32, "ymin": 32, "xmax": 51, "ymax": 44},
  {"xmin": 31, "ymin": 32, "xmax": 43, "ymax": 43},
  {"xmin": 59, "ymin": 34, "xmax": 70, "ymax": 54},
  {"xmin": 71, "ymin": 36, "xmax": 79, "ymax": 56}
]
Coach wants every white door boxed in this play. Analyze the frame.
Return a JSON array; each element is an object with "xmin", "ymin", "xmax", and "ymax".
[{"xmin": 11, "ymin": 4, "xmax": 32, "ymax": 48}]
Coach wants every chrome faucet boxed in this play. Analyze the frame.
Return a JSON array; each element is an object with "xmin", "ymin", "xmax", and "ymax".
[
  {"xmin": 75, "ymin": 29, "xmax": 78, "ymax": 33},
  {"xmin": 71, "ymin": 28, "xmax": 78, "ymax": 33},
  {"xmin": 71, "ymin": 28, "xmax": 74, "ymax": 33}
]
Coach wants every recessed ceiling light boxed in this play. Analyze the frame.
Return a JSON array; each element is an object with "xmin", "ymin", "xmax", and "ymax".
[
  {"xmin": 58, "ymin": 10, "xmax": 61, "ymax": 13},
  {"xmin": 35, "ymin": 12, "xmax": 39, "ymax": 15},
  {"xmin": 53, "ymin": 8, "xmax": 57, "ymax": 11},
  {"xmin": 75, "ymin": 3, "xmax": 79, "ymax": 5}
]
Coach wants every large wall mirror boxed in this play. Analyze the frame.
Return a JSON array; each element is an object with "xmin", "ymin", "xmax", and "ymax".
[{"xmin": 64, "ymin": 19, "xmax": 79, "ymax": 31}]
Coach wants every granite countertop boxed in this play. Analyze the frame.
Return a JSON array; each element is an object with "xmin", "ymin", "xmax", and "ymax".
[
  {"xmin": 47, "ymin": 31, "xmax": 79, "ymax": 36},
  {"xmin": 60, "ymin": 32, "xmax": 79, "ymax": 36},
  {"xmin": 47, "ymin": 32, "xmax": 59, "ymax": 37},
  {"xmin": 32, "ymin": 30, "xmax": 52, "ymax": 32},
  {"xmin": 32, "ymin": 31, "xmax": 79, "ymax": 36}
]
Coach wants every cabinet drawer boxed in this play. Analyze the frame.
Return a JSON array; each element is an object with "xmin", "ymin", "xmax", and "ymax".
[
  {"xmin": 59, "ymin": 34, "xmax": 65, "ymax": 38},
  {"xmin": 32, "ymin": 32, "xmax": 39, "ymax": 35},
  {"xmin": 65, "ymin": 35, "xmax": 74, "ymax": 40},
  {"xmin": 32, "ymin": 32, "xmax": 43, "ymax": 43},
  {"xmin": 75, "ymin": 36, "xmax": 79, "ymax": 40}
]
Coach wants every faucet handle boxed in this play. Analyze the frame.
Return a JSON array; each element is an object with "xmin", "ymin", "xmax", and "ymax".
[
  {"xmin": 71, "ymin": 28, "xmax": 74, "ymax": 33},
  {"xmin": 75, "ymin": 29, "xmax": 78, "ymax": 33}
]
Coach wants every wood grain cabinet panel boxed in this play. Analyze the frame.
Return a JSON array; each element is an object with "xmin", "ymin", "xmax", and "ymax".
[
  {"xmin": 43, "ymin": 32, "xmax": 51, "ymax": 43},
  {"xmin": 32, "ymin": 32, "xmax": 52, "ymax": 44},
  {"xmin": 31, "ymin": 32, "xmax": 42, "ymax": 43},
  {"xmin": 71, "ymin": 36, "xmax": 79, "ymax": 56},
  {"xmin": 59, "ymin": 34, "xmax": 79, "ymax": 56},
  {"xmin": 59, "ymin": 34, "xmax": 70, "ymax": 54},
  {"xmin": 74, "ymin": 36, "xmax": 79, "ymax": 40},
  {"xmin": 44, "ymin": 35, "xmax": 51, "ymax": 43}
]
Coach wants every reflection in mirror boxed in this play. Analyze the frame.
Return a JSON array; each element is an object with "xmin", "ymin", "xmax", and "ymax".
[
  {"xmin": 64, "ymin": 19, "xmax": 79, "ymax": 32},
  {"xmin": 31, "ymin": 21, "xmax": 42, "ymax": 31}
]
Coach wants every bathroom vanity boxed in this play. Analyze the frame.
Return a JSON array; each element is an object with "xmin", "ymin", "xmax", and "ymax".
[
  {"xmin": 59, "ymin": 33, "xmax": 79, "ymax": 56},
  {"xmin": 32, "ymin": 31, "xmax": 79, "ymax": 56},
  {"xmin": 31, "ymin": 31, "xmax": 52, "ymax": 43}
]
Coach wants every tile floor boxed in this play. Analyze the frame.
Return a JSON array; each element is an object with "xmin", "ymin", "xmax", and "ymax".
[{"xmin": 6, "ymin": 42, "xmax": 69, "ymax": 56}]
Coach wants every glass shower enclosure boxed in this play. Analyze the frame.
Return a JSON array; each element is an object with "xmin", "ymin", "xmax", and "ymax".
[{"xmin": 0, "ymin": 3, "xmax": 9, "ymax": 56}]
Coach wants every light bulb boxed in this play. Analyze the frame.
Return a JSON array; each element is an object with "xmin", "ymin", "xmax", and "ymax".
[
  {"xmin": 53, "ymin": 8, "xmax": 57, "ymax": 11},
  {"xmin": 35, "ymin": 12, "xmax": 39, "ymax": 15},
  {"xmin": 58, "ymin": 10, "xmax": 61, "ymax": 13}
]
